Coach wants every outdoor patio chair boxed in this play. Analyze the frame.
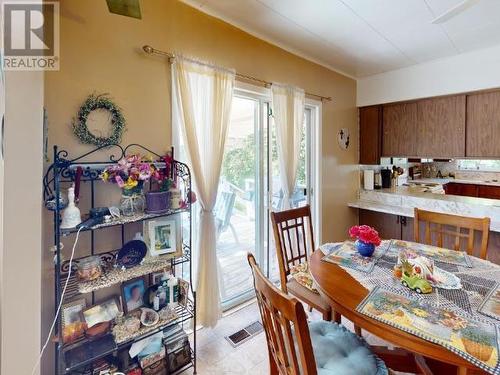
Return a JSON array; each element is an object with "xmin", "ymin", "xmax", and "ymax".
[{"xmin": 214, "ymin": 190, "xmax": 239, "ymax": 244}]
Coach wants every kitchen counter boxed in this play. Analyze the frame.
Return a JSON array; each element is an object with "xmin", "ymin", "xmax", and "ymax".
[
  {"xmin": 348, "ymin": 187, "xmax": 500, "ymax": 232},
  {"xmin": 412, "ymin": 177, "xmax": 500, "ymax": 187}
]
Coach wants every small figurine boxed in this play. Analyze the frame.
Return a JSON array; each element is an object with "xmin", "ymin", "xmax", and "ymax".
[
  {"xmin": 398, "ymin": 257, "xmax": 433, "ymax": 294},
  {"xmin": 60, "ymin": 185, "xmax": 82, "ymax": 229}
]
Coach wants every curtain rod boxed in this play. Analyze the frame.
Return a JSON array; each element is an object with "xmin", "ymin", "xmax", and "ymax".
[{"xmin": 142, "ymin": 45, "xmax": 332, "ymax": 102}]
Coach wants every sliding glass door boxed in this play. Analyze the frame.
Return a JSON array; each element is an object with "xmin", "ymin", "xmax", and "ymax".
[
  {"xmin": 217, "ymin": 91, "xmax": 316, "ymax": 308},
  {"xmin": 216, "ymin": 95, "xmax": 261, "ymax": 306},
  {"xmin": 266, "ymin": 106, "xmax": 314, "ymax": 283}
]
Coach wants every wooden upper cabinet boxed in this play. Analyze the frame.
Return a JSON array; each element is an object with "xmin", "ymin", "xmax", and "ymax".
[
  {"xmin": 359, "ymin": 106, "xmax": 381, "ymax": 164},
  {"xmin": 382, "ymin": 102, "xmax": 417, "ymax": 157},
  {"xmin": 466, "ymin": 91, "xmax": 500, "ymax": 157},
  {"xmin": 417, "ymin": 95, "xmax": 466, "ymax": 158}
]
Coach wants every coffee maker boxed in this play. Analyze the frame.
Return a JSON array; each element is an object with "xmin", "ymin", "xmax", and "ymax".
[{"xmin": 381, "ymin": 168, "xmax": 392, "ymax": 189}]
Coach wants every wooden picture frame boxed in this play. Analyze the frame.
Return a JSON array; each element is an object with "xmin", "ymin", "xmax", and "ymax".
[{"xmin": 121, "ymin": 277, "xmax": 147, "ymax": 314}]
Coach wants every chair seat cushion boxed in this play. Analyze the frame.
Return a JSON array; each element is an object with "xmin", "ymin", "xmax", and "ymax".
[
  {"xmin": 289, "ymin": 262, "xmax": 319, "ymax": 293},
  {"xmin": 309, "ymin": 321, "xmax": 388, "ymax": 375},
  {"xmin": 287, "ymin": 279, "xmax": 330, "ymax": 313}
]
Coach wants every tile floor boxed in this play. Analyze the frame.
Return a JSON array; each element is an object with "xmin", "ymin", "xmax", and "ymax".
[{"xmin": 185, "ymin": 300, "xmax": 398, "ymax": 375}]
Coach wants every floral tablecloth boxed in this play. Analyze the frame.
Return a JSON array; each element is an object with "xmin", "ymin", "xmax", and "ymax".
[{"xmin": 320, "ymin": 239, "xmax": 500, "ymax": 374}]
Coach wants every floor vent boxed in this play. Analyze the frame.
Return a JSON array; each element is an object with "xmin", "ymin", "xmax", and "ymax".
[{"xmin": 225, "ymin": 321, "xmax": 263, "ymax": 347}]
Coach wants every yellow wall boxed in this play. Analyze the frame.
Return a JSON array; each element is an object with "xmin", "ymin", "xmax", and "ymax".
[
  {"xmin": 43, "ymin": 0, "xmax": 358, "ymax": 370},
  {"xmin": 45, "ymin": 0, "xmax": 358, "ymax": 235}
]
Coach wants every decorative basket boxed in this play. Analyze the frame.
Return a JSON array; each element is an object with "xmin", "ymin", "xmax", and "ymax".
[{"xmin": 145, "ymin": 190, "xmax": 171, "ymax": 214}]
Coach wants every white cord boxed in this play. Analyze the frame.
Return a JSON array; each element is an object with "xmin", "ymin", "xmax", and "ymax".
[{"xmin": 31, "ymin": 226, "xmax": 83, "ymax": 375}]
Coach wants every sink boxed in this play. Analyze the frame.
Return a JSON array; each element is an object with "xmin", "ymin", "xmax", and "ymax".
[{"xmin": 406, "ymin": 182, "xmax": 445, "ymax": 194}]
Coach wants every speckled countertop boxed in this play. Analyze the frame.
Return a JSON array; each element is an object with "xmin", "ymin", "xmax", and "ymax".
[
  {"xmin": 348, "ymin": 187, "xmax": 500, "ymax": 232},
  {"xmin": 412, "ymin": 177, "xmax": 500, "ymax": 187}
]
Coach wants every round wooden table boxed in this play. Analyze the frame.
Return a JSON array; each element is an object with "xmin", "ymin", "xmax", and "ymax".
[{"xmin": 309, "ymin": 249, "xmax": 480, "ymax": 373}]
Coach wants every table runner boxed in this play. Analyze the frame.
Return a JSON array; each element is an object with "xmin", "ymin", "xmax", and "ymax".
[
  {"xmin": 321, "ymin": 240, "xmax": 391, "ymax": 273},
  {"xmin": 357, "ymin": 287, "xmax": 500, "ymax": 374},
  {"xmin": 319, "ymin": 239, "xmax": 500, "ymax": 373},
  {"xmin": 320, "ymin": 240, "xmax": 500, "ymax": 324}
]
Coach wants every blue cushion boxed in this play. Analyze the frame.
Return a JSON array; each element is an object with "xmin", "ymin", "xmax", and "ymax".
[{"xmin": 309, "ymin": 321, "xmax": 388, "ymax": 375}]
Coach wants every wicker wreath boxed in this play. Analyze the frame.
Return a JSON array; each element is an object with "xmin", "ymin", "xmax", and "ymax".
[{"xmin": 72, "ymin": 94, "xmax": 126, "ymax": 147}]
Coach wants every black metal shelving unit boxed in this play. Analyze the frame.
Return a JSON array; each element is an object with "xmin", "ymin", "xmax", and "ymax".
[{"xmin": 43, "ymin": 144, "xmax": 196, "ymax": 374}]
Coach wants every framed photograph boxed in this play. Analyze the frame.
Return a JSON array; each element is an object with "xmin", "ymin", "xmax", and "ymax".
[
  {"xmin": 178, "ymin": 279, "xmax": 190, "ymax": 307},
  {"xmin": 144, "ymin": 216, "xmax": 182, "ymax": 257},
  {"xmin": 82, "ymin": 296, "xmax": 122, "ymax": 328},
  {"xmin": 62, "ymin": 298, "xmax": 87, "ymax": 328},
  {"xmin": 150, "ymin": 268, "xmax": 171, "ymax": 285},
  {"xmin": 167, "ymin": 340, "xmax": 191, "ymax": 373},
  {"xmin": 62, "ymin": 298, "xmax": 87, "ymax": 343},
  {"xmin": 122, "ymin": 277, "xmax": 146, "ymax": 314}
]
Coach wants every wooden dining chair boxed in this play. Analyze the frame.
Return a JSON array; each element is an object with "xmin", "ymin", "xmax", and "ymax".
[
  {"xmin": 414, "ymin": 208, "xmax": 490, "ymax": 260},
  {"xmin": 270, "ymin": 205, "xmax": 339, "ymax": 322},
  {"xmin": 247, "ymin": 253, "xmax": 391, "ymax": 375}
]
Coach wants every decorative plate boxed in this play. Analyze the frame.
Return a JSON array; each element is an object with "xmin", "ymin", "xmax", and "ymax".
[
  {"xmin": 428, "ymin": 266, "xmax": 462, "ymax": 290},
  {"xmin": 116, "ymin": 240, "xmax": 147, "ymax": 269}
]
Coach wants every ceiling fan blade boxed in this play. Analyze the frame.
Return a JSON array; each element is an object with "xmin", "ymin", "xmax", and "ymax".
[
  {"xmin": 431, "ymin": 0, "xmax": 480, "ymax": 24},
  {"xmin": 106, "ymin": 0, "xmax": 142, "ymax": 19}
]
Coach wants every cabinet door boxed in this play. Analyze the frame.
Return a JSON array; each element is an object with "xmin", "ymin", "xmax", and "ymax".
[
  {"xmin": 478, "ymin": 185, "xmax": 500, "ymax": 200},
  {"xmin": 359, "ymin": 209, "xmax": 401, "ymax": 240},
  {"xmin": 382, "ymin": 102, "xmax": 417, "ymax": 157},
  {"xmin": 467, "ymin": 91, "xmax": 500, "ymax": 157},
  {"xmin": 445, "ymin": 182, "xmax": 478, "ymax": 197},
  {"xmin": 359, "ymin": 106, "xmax": 382, "ymax": 165},
  {"xmin": 401, "ymin": 216, "xmax": 414, "ymax": 242},
  {"xmin": 417, "ymin": 95, "xmax": 466, "ymax": 158}
]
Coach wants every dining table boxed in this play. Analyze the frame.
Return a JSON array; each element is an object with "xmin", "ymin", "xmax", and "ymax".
[{"xmin": 309, "ymin": 240, "xmax": 500, "ymax": 375}]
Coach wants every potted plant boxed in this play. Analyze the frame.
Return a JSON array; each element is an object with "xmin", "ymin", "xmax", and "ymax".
[
  {"xmin": 145, "ymin": 154, "xmax": 175, "ymax": 214},
  {"xmin": 460, "ymin": 326, "xmax": 495, "ymax": 361},
  {"xmin": 348, "ymin": 225, "xmax": 381, "ymax": 257},
  {"xmin": 101, "ymin": 154, "xmax": 154, "ymax": 216}
]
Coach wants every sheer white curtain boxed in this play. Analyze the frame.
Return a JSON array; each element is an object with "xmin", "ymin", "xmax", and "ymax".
[
  {"xmin": 271, "ymin": 84, "xmax": 305, "ymax": 209},
  {"xmin": 173, "ymin": 57, "xmax": 235, "ymax": 327}
]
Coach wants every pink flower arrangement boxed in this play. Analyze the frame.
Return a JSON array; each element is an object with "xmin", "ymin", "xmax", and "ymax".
[
  {"xmin": 101, "ymin": 154, "xmax": 156, "ymax": 190},
  {"xmin": 349, "ymin": 225, "xmax": 381, "ymax": 246},
  {"xmin": 150, "ymin": 154, "xmax": 175, "ymax": 192}
]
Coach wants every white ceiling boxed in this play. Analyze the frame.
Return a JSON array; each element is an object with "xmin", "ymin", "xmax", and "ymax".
[{"xmin": 181, "ymin": 0, "xmax": 500, "ymax": 78}]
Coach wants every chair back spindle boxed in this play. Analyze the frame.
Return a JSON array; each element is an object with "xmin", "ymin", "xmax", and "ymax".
[
  {"xmin": 271, "ymin": 205, "xmax": 315, "ymax": 293},
  {"xmin": 247, "ymin": 253, "xmax": 317, "ymax": 375}
]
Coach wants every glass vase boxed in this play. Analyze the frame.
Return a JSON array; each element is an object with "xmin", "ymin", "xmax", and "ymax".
[{"xmin": 120, "ymin": 184, "xmax": 145, "ymax": 217}]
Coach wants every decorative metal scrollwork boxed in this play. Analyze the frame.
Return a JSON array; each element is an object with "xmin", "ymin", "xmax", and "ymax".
[{"xmin": 60, "ymin": 251, "xmax": 117, "ymax": 275}]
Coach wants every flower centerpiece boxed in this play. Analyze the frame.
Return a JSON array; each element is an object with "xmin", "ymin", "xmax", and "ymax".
[
  {"xmin": 348, "ymin": 225, "xmax": 381, "ymax": 257},
  {"xmin": 101, "ymin": 154, "xmax": 155, "ymax": 216},
  {"xmin": 145, "ymin": 154, "xmax": 175, "ymax": 214}
]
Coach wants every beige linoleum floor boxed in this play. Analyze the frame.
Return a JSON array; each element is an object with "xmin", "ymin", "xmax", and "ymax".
[{"xmin": 185, "ymin": 300, "xmax": 400, "ymax": 375}]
